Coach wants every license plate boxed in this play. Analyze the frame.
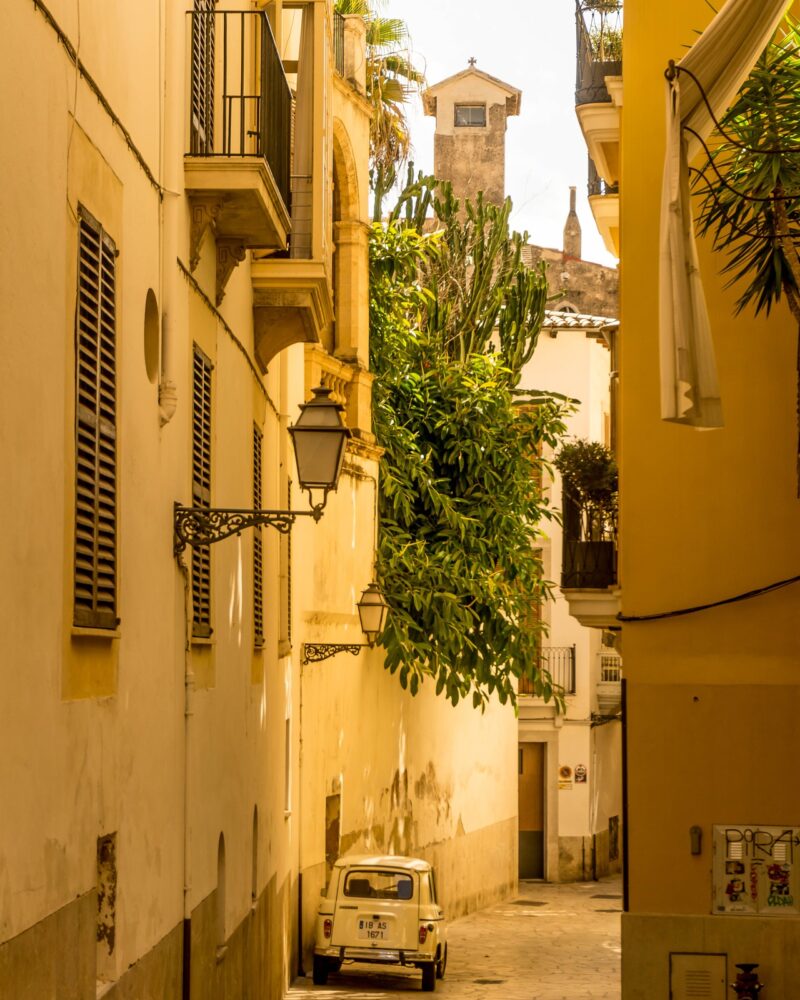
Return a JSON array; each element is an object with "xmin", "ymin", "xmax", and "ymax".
[{"xmin": 357, "ymin": 918, "xmax": 388, "ymax": 940}]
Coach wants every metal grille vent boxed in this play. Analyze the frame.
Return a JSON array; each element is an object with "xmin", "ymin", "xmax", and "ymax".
[
  {"xmin": 190, "ymin": 0, "xmax": 216, "ymax": 154},
  {"xmin": 253, "ymin": 424, "xmax": 264, "ymax": 648},
  {"xmin": 671, "ymin": 953, "xmax": 726, "ymax": 1000},
  {"xmin": 74, "ymin": 208, "xmax": 117, "ymax": 629},
  {"xmin": 685, "ymin": 970, "xmax": 712, "ymax": 997},
  {"xmin": 192, "ymin": 347, "xmax": 213, "ymax": 636}
]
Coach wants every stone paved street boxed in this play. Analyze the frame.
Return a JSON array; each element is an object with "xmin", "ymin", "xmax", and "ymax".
[{"xmin": 287, "ymin": 875, "xmax": 621, "ymax": 1000}]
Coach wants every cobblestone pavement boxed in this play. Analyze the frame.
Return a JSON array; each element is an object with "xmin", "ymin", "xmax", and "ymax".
[{"xmin": 287, "ymin": 875, "xmax": 621, "ymax": 1000}]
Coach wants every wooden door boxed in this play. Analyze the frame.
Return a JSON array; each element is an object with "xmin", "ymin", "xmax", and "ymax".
[{"xmin": 518, "ymin": 742, "xmax": 545, "ymax": 879}]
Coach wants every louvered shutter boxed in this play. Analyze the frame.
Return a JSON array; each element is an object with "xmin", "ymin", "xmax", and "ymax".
[
  {"xmin": 253, "ymin": 424, "xmax": 264, "ymax": 648},
  {"xmin": 192, "ymin": 347, "xmax": 213, "ymax": 637},
  {"xmin": 190, "ymin": 0, "xmax": 216, "ymax": 155},
  {"xmin": 74, "ymin": 207, "xmax": 118, "ymax": 629}
]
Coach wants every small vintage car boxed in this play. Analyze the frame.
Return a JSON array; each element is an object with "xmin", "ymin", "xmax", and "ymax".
[{"xmin": 313, "ymin": 854, "xmax": 448, "ymax": 991}]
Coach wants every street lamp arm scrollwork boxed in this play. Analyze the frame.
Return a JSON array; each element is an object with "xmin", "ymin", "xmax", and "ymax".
[
  {"xmin": 173, "ymin": 503, "xmax": 324, "ymax": 556},
  {"xmin": 302, "ymin": 642, "xmax": 366, "ymax": 664}
]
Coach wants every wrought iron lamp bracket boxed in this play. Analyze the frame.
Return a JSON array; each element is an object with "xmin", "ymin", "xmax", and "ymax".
[
  {"xmin": 174, "ymin": 502, "xmax": 322, "ymax": 556},
  {"xmin": 302, "ymin": 642, "xmax": 371, "ymax": 664}
]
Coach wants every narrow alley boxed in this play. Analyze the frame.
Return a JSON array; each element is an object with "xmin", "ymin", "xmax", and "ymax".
[{"xmin": 288, "ymin": 876, "xmax": 622, "ymax": 1000}]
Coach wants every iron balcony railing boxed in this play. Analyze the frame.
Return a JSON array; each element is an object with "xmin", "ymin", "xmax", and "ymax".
[
  {"xmin": 519, "ymin": 645, "xmax": 577, "ymax": 697},
  {"xmin": 187, "ymin": 8, "xmax": 292, "ymax": 208},
  {"xmin": 588, "ymin": 157, "xmax": 619, "ymax": 198},
  {"xmin": 561, "ymin": 488, "xmax": 617, "ymax": 589},
  {"xmin": 575, "ymin": 0, "xmax": 623, "ymax": 107},
  {"xmin": 333, "ymin": 11, "xmax": 345, "ymax": 76}
]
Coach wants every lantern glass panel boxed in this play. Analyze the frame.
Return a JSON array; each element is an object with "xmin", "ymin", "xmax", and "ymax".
[{"xmin": 292, "ymin": 429, "xmax": 346, "ymax": 489}]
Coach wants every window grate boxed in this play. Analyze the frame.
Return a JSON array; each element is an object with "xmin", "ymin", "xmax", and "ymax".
[
  {"xmin": 192, "ymin": 347, "xmax": 213, "ymax": 637},
  {"xmin": 253, "ymin": 424, "xmax": 264, "ymax": 648},
  {"xmin": 190, "ymin": 0, "xmax": 216, "ymax": 155},
  {"xmin": 74, "ymin": 207, "xmax": 118, "ymax": 629}
]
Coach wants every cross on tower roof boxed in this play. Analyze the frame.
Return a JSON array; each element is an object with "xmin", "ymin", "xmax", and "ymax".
[{"xmin": 468, "ymin": 57, "xmax": 477, "ymax": 67}]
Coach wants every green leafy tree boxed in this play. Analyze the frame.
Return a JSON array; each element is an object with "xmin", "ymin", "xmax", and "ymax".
[
  {"xmin": 694, "ymin": 16, "xmax": 800, "ymax": 487},
  {"xmin": 370, "ymin": 177, "xmax": 572, "ymax": 709},
  {"xmin": 554, "ymin": 439, "xmax": 618, "ymax": 541},
  {"xmin": 335, "ymin": 0, "xmax": 425, "ymax": 219}
]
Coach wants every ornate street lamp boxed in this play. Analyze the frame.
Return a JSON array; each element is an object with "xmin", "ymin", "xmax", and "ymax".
[
  {"xmin": 174, "ymin": 385, "xmax": 351, "ymax": 555},
  {"xmin": 302, "ymin": 582, "xmax": 390, "ymax": 664}
]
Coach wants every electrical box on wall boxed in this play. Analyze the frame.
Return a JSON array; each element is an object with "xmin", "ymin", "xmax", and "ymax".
[
  {"xmin": 670, "ymin": 953, "xmax": 726, "ymax": 1000},
  {"xmin": 713, "ymin": 824, "xmax": 799, "ymax": 915}
]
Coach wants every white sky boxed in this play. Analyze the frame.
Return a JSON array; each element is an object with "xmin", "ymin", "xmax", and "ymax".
[{"xmin": 381, "ymin": 0, "xmax": 618, "ymax": 268}]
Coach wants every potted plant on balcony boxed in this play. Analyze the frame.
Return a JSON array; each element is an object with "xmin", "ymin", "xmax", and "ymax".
[
  {"xmin": 576, "ymin": 0, "xmax": 623, "ymax": 105},
  {"xmin": 555, "ymin": 439, "xmax": 618, "ymax": 588}
]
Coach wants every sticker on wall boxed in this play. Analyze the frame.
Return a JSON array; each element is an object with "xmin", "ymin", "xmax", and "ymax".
[
  {"xmin": 713, "ymin": 825, "xmax": 800, "ymax": 916},
  {"xmin": 574, "ymin": 764, "xmax": 587, "ymax": 783},
  {"xmin": 558, "ymin": 765, "xmax": 573, "ymax": 791}
]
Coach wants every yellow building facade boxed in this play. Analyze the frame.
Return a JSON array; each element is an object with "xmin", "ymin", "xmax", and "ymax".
[
  {"xmin": 610, "ymin": 2, "xmax": 800, "ymax": 995},
  {"xmin": 0, "ymin": 2, "xmax": 519, "ymax": 996}
]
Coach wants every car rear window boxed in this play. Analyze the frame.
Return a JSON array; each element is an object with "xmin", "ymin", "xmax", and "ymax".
[{"xmin": 343, "ymin": 870, "xmax": 415, "ymax": 900}]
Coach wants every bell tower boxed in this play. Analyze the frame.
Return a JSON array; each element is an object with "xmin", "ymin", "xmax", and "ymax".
[{"xmin": 422, "ymin": 60, "xmax": 521, "ymax": 207}]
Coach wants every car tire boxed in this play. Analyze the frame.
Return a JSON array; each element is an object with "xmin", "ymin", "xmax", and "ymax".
[
  {"xmin": 421, "ymin": 962, "xmax": 436, "ymax": 992},
  {"xmin": 312, "ymin": 955, "xmax": 329, "ymax": 986},
  {"xmin": 436, "ymin": 944, "xmax": 447, "ymax": 980}
]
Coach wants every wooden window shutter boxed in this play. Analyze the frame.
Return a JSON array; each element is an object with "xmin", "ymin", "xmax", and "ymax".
[
  {"xmin": 253, "ymin": 424, "xmax": 264, "ymax": 648},
  {"xmin": 190, "ymin": 0, "xmax": 216, "ymax": 154},
  {"xmin": 192, "ymin": 346, "xmax": 213, "ymax": 637},
  {"xmin": 74, "ymin": 207, "xmax": 118, "ymax": 630},
  {"xmin": 519, "ymin": 548, "xmax": 543, "ymax": 696}
]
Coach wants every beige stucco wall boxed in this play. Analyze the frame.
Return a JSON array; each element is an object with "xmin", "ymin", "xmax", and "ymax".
[{"xmin": 1, "ymin": 4, "xmax": 521, "ymax": 998}]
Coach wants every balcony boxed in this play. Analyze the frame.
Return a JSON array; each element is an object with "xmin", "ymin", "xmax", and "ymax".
[
  {"xmin": 575, "ymin": 1, "xmax": 622, "ymax": 260},
  {"xmin": 596, "ymin": 649, "xmax": 623, "ymax": 714},
  {"xmin": 560, "ymin": 487, "xmax": 620, "ymax": 629},
  {"xmin": 519, "ymin": 645, "xmax": 577, "ymax": 698},
  {"xmin": 575, "ymin": 1, "xmax": 622, "ymax": 108},
  {"xmin": 588, "ymin": 158, "xmax": 620, "ymax": 257},
  {"xmin": 334, "ymin": 11, "xmax": 345, "ymax": 76},
  {"xmin": 185, "ymin": 8, "xmax": 292, "ymax": 302}
]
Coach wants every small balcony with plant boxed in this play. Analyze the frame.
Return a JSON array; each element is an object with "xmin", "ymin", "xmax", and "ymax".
[
  {"xmin": 555, "ymin": 439, "xmax": 620, "ymax": 628},
  {"xmin": 575, "ymin": 0, "xmax": 622, "ymax": 257},
  {"xmin": 185, "ymin": 5, "xmax": 292, "ymax": 304}
]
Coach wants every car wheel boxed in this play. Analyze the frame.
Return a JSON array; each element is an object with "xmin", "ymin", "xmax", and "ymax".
[
  {"xmin": 421, "ymin": 962, "xmax": 436, "ymax": 992},
  {"xmin": 436, "ymin": 944, "xmax": 447, "ymax": 980},
  {"xmin": 312, "ymin": 955, "xmax": 329, "ymax": 986}
]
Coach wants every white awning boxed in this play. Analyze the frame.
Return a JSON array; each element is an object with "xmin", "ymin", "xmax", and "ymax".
[{"xmin": 659, "ymin": 0, "xmax": 791, "ymax": 428}]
